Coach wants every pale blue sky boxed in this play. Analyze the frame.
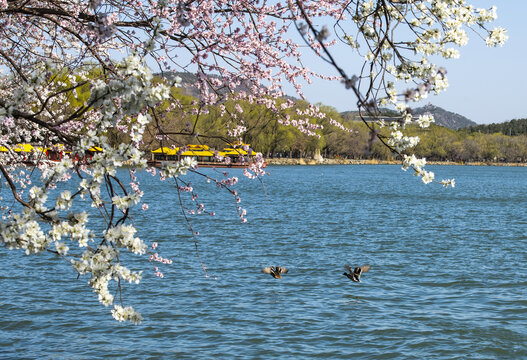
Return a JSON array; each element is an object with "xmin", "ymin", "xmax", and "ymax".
[{"xmin": 297, "ymin": 1, "xmax": 526, "ymax": 125}]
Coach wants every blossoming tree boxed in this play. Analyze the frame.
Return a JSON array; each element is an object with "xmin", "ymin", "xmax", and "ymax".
[{"xmin": 0, "ymin": 0, "xmax": 506, "ymax": 323}]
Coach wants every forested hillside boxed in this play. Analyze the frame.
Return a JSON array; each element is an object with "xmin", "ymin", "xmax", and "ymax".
[
  {"xmin": 465, "ymin": 118, "xmax": 527, "ymax": 136},
  {"xmin": 130, "ymin": 84, "xmax": 527, "ymax": 163}
]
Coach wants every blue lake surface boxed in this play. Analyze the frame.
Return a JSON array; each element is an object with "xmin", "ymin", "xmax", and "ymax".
[{"xmin": 1, "ymin": 165, "xmax": 526, "ymax": 359}]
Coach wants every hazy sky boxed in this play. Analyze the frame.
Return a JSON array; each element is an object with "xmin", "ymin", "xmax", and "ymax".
[{"xmin": 297, "ymin": 1, "xmax": 525, "ymax": 125}]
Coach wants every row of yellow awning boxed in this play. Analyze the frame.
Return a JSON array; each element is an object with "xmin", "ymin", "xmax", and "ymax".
[
  {"xmin": 2, "ymin": 143, "xmax": 249, "ymax": 158},
  {"xmin": 151, "ymin": 145, "xmax": 250, "ymax": 157},
  {"xmin": 0, "ymin": 144, "xmax": 102, "ymax": 153},
  {"xmin": 0, "ymin": 144, "xmax": 43, "ymax": 152}
]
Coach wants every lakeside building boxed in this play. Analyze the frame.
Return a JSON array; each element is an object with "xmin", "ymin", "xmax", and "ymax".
[
  {"xmin": 1, "ymin": 143, "xmax": 261, "ymax": 168},
  {"xmin": 149, "ymin": 143, "xmax": 257, "ymax": 168},
  {"xmin": 0, "ymin": 144, "xmax": 102, "ymax": 164}
]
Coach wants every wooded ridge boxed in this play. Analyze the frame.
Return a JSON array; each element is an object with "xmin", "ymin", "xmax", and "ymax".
[{"xmin": 131, "ymin": 78, "xmax": 527, "ymax": 163}]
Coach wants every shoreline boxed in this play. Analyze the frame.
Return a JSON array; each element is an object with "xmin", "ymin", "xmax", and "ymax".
[{"xmin": 265, "ymin": 158, "xmax": 527, "ymax": 167}]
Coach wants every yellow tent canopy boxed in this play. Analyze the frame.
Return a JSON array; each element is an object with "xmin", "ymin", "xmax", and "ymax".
[
  {"xmin": 0, "ymin": 143, "xmax": 100, "ymax": 154},
  {"xmin": 152, "ymin": 146, "xmax": 214, "ymax": 157},
  {"xmin": 181, "ymin": 150, "xmax": 215, "ymax": 157},
  {"xmin": 13, "ymin": 144, "xmax": 35, "ymax": 152},
  {"xmin": 151, "ymin": 147, "xmax": 179, "ymax": 155},
  {"xmin": 0, "ymin": 144, "xmax": 66, "ymax": 153}
]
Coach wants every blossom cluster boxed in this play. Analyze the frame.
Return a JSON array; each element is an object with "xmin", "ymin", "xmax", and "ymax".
[
  {"xmin": 159, "ymin": 157, "xmax": 198, "ymax": 180},
  {"xmin": 111, "ymin": 305, "xmax": 143, "ymax": 325}
]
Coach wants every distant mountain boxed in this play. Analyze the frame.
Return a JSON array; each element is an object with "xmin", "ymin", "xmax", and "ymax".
[
  {"xmin": 412, "ymin": 104, "xmax": 476, "ymax": 129},
  {"xmin": 340, "ymin": 104, "xmax": 476, "ymax": 130}
]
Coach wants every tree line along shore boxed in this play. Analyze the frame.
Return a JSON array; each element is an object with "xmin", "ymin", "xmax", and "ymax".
[{"xmin": 105, "ymin": 86, "xmax": 527, "ymax": 165}]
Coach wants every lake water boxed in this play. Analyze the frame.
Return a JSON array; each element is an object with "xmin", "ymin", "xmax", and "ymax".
[{"xmin": 1, "ymin": 165, "xmax": 526, "ymax": 359}]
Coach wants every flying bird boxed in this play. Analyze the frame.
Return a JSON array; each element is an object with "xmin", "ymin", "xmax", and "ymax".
[
  {"xmin": 262, "ymin": 266, "xmax": 288, "ymax": 279},
  {"xmin": 343, "ymin": 265, "xmax": 370, "ymax": 282}
]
